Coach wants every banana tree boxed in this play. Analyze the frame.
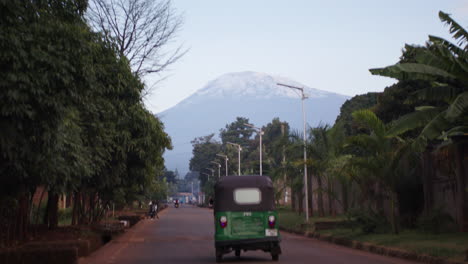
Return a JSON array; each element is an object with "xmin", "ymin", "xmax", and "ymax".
[
  {"xmin": 370, "ymin": 11, "xmax": 468, "ymax": 232},
  {"xmin": 369, "ymin": 11, "xmax": 468, "ymax": 146}
]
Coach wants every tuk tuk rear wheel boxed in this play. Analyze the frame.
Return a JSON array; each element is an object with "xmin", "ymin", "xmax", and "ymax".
[
  {"xmin": 235, "ymin": 249, "xmax": 240, "ymax": 257},
  {"xmin": 216, "ymin": 248, "xmax": 223, "ymax": 262},
  {"xmin": 271, "ymin": 253, "xmax": 279, "ymax": 261}
]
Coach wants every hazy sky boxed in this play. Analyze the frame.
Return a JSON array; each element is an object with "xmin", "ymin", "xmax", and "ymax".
[{"xmin": 143, "ymin": 0, "xmax": 468, "ymax": 114}]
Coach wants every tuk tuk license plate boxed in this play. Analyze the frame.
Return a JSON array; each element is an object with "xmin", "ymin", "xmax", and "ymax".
[{"xmin": 265, "ymin": 229, "xmax": 278, "ymax": 236}]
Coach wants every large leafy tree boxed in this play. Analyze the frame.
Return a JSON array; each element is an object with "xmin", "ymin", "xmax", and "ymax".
[
  {"xmin": 0, "ymin": 0, "xmax": 172, "ymax": 238},
  {"xmin": 189, "ymin": 134, "xmax": 222, "ymax": 193},
  {"xmin": 0, "ymin": 0, "xmax": 98, "ymax": 234},
  {"xmin": 220, "ymin": 117, "xmax": 253, "ymax": 145},
  {"xmin": 334, "ymin": 93, "xmax": 378, "ymax": 137},
  {"xmin": 220, "ymin": 117, "xmax": 255, "ymax": 175}
]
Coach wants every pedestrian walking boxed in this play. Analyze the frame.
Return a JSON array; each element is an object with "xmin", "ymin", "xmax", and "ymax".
[{"xmin": 149, "ymin": 200, "xmax": 159, "ymax": 220}]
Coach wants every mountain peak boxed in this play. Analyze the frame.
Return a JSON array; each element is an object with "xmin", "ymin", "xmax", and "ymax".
[
  {"xmin": 194, "ymin": 71, "xmax": 330, "ymax": 99},
  {"xmin": 159, "ymin": 71, "xmax": 350, "ymax": 176}
]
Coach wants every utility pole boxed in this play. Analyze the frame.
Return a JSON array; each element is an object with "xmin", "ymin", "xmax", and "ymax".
[
  {"xmin": 244, "ymin": 123, "xmax": 264, "ymax": 176},
  {"xmin": 205, "ymin": 168, "xmax": 215, "ymax": 178},
  {"xmin": 227, "ymin": 142, "xmax": 242, "ymax": 175},
  {"xmin": 202, "ymin": 172, "xmax": 211, "ymax": 180},
  {"xmin": 277, "ymin": 83, "xmax": 310, "ymax": 222},
  {"xmin": 281, "ymin": 122, "xmax": 288, "ymax": 204},
  {"xmin": 216, "ymin": 154, "xmax": 229, "ymax": 176},
  {"xmin": 210, "ymin": 161, "xmax": 221, "ymax": 178}
]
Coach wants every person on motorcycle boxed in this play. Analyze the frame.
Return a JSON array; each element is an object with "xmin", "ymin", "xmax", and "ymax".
[{"xmin": 174, "ymin": 199, "xmax": 179, "ymax": 208}]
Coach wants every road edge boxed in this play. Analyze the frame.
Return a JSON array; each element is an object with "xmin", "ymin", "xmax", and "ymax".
[{"xmin": 279, "ymin": 227, "xmax": 467, "ymax": 264}]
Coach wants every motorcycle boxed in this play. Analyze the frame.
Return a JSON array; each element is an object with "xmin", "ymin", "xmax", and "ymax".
[{"xmin": 174, "ymin": 202, "xmax": 179, "ymax": 208}]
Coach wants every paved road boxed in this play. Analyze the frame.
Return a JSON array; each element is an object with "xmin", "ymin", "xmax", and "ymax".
[{"xmin": 80, "ymin": 204, "xmax": 417, "ymax": 264}]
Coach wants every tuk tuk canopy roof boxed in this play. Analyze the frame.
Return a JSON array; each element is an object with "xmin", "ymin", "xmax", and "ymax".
[{"xmin": 214, "ymin": 175, "xmax": 275, "ymax": 212}]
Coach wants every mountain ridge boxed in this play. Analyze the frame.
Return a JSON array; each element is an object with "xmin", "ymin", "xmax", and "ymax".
[{"xmin": 158, "ymin": 71, "xmax": 349, "ymax": 176}]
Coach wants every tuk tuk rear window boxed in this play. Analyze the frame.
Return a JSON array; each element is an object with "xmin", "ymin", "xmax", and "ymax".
[{"xmin": 234, "ymin": 188, "xmax": 261, "ymax": 204}]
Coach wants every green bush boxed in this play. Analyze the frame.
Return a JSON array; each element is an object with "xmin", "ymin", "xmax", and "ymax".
[
  {"xmin": 417, "ymin": 208, "xmax": 455, "ymax": 234},
  {"xmin": 346, "ymin": 208, "xmax": 389, "ymax": 234},
  {"xmin": 58, "ymin": 208, "xmax": 73, "ymax": 226}
]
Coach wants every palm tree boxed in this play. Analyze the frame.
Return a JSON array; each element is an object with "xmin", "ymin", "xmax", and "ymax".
[
  {"xmin": 322, "ymin": 125, "xmax": 352, "ymax": 215},
  {"xmin": 346, "ymin": 109, "xmax": 413, "ymax": 234},
  {"xmin": 285, "ymin": 129, "xmax": 309, "ymax": 214},
  {"xmin": 290, "ymin": 124, "xmax": 350, "ymax": 217}
]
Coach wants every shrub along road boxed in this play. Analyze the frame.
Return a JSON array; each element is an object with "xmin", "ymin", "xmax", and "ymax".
[{"xmin": 80, "ymin": 204, "xmax": 417, "ymax": 264}]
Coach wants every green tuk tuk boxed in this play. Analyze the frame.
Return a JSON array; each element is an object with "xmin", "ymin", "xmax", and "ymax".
[{"xmin": 214, "ymin": 175, "xmax": 281, "ymax": 262}]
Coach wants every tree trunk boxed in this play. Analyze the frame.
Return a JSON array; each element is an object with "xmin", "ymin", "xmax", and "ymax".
[
  {"xmin": 34, "ymin": 186, "xmax": 46, "ymax": 225},
  {"xmin": 308, "ymin": 171, "xmax": 314, "ymax": 217},
  {"xmin": 44, "ymin": 190, "xmax": 59, "ymax": 229},
  {"xmin": 375, "ymin": 182, "xmax": 384, "ymax": 215},
  {"xmin": 291, "ymin": 185, "xmax": 296, "ymax": 211},
  {"xmin": 421, "ymin": 148, "xmax": 434, "ymax": 215},
  {"xmin": 72, "ymin": 191, "xmax": 81, "ymax": 225},
  {"xmin": 390, "ymin": 191, "xmax": 400, "ymax": 234},
  {"xmin": 81, "ymin": 193, "xmax": 87, "ymax": 225},
  {"xmin": 327, "ymin": 179, "xmax": 334, "ymax": 217},
  {"xmin": 297, "ymin": 191, "xmax": 303, "ymax": 214},
  {"xmin": 15, "ymin": 189, "xmax": 30, "ymax": 242},
  {"xmin": 342, "ymin": 182, "xmax": 349, "ymax": 214},
  {"xmin": 452, "ymin": 137, "xmax": 467, "ymax": 232},
  {"xmin": 317, "ymin": 175, "xmax": 324, "ymax": 217}
]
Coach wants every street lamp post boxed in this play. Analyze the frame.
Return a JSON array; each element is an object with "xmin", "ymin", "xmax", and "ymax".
[
  {"xmin": 205, "ymin": 168, "xmax": 215, "ymax": 178},
  {"xmin": 202, "ymin": 172, "xmax": 211, "ymax": 180},
  {"xmin": 277, "ymin": 83, "xmax": 310, "ymax": 222},
  {"xmin": 244, "ymin": 123, "xmax": 263, "ymax": 176},
  {"xmin": 210, "ymin": 161, "xmax": 221, "ymax": 178},
  {"xmin": 227, "ymin": 142, "xmax": 242, "ymax": 175},
  {"xmin": 216, "ymin": 154, "xmax": 229, "ymax": 176}
]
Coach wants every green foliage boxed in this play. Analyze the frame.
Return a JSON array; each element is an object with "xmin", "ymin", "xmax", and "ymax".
[
  {"xmin": 189, "ymin": 134, "xmax": 222, "ymax": 186},
  {"xmin": 347, "ymin": 208, "xmax": 389, "ymax": 234},
  {"xmin": 58, "ymin": 208, "xmax": 73, "ymax": 226},
  {"xmin": 374, "ymin": 81, "xmax": 432, "ymax": 125},
  {"xmin": 190, "ymin": 135, "xmax": 221, "ymax": 171},
  {"xmin": 0, "ymin": 0, "xmax": 172, "ymax": 234},
  {"xmin": 220, "ymin": 117, "xmax": 253, "ymax": 145},
  {"xmin": 370, "ymin": 11, "xmax": 468, "ymax": 145},
  {"xmin": 163, "ymin": 169, "xmax": 178, "ymax": 184},
  {"xmin": 262, "ymin": 118, "xmax": 290, "ymax": 179},
  {"xmin": 334, "ymin": 93, "xmax": 378, "ymax": 137},
  {"xmin": 418, "ymin": 208, "xmax": 455, "ymax": 234},
  {"xmin": 220, "ymin": 117, "xmax": 255, "ymax": 175},
  {"xmin": 320, "ymin": 228, "xmax": 468, "ymax": 262},
  {"xmin": 438, "ymin": 11, "xmax": 468, "ymax": 47}
]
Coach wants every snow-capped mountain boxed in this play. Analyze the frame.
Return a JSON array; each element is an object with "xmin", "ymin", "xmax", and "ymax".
[
  {"xmin": 158, "ymin": 71, "xmax": 349, "ymax": 176},
  {"xmin": 192, "ymin": 71, "xmax": 329, "ymax": 99}
]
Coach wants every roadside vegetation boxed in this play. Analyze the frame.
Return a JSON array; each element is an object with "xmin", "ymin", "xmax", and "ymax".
[
  {"xmin": 0, "ymin": 0, "xmax": 183, "ymax": 247},
  {"xmin": 191, "ymin": 10, "xmax": 468, "ymax": 261},
  {"xmin": 279, "ymin": 208, "xmax": 468, "ymax": 262}
]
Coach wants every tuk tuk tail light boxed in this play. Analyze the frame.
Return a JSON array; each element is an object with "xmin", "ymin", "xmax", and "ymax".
[
  {"xmin": 219, "ymin": 216, "xmax": 228, "ymax": 228},
  {"xmin": 268, "ymin": 215, "xmax": 276, "ymax": 228}
]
